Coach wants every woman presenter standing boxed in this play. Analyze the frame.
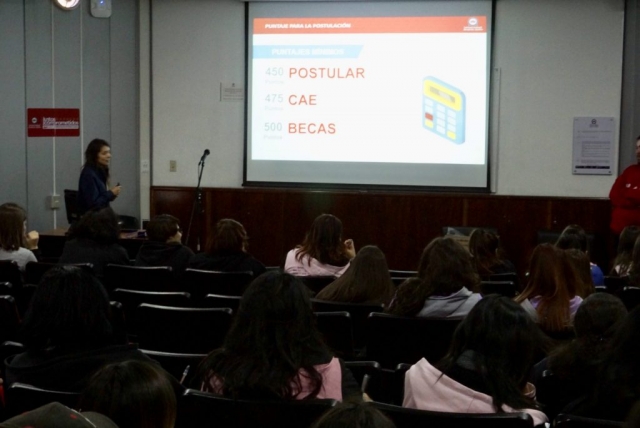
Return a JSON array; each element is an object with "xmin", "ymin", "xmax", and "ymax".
[{"xmin": 77, "ymin": 139, "xmax": 121, "ymax": 215}]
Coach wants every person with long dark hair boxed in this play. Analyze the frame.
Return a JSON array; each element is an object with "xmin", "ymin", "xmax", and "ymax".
[
  {"xmin": 77, "ymin": 138, "xmax": 121, "ymax": 215},
  {"xmin": 195, "ymin": 270, "xmax": 359, "ymax": 400},
  {"xmin": 285, "ymin": 214, "xmax": 355, "ymax": 277},
  {"xmin": 0, "ymin": 204, "xmax": 37, "ymax": 271},
  {"xmin": 468, "ymin": 229, "xmax": 515, "ymax": 280},
  {"xmin": 188, "ymin": 218, "xmax": 265, "ymax": 277},
  {"xmin": 5, "ymin": 266, "xmax": 157, "ymax": 391},
  {"xmin": 403, "ymin": 295, "xmax": 547, "ymax": 426},
  {"xmin": 386, "ymin": 237, "xmax": 481, "ymax": 319},
  {"xmin": 610, "ymin": 226, "xmax": 640, "ymax": 276},
  {"xmin": 315, "ymin": 245, "xmax": 395, "ymax": 306},
  {"xmin": 555, "ymin": 224, "xmax": 604, "ymax": 286},
  {"xmin": 59, "ymin": 207, "xmax": 129, "ymax": 277}
]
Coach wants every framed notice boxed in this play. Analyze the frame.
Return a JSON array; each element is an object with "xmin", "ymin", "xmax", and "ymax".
[
  {"xmin": 572, "ymin": 117, "xmax": 614, "ymax": 175},
  {"xmin": 27, "ymin": 108, "xmax": 80, "ymax": 137}
]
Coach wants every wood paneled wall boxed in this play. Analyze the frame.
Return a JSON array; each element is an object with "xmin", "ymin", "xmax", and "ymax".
[{"xmin": 151, "ymin": 187, "xmax": 613, "ymax": 277}]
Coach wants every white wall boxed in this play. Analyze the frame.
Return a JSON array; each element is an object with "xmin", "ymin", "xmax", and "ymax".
[{"xmin": 149, "ymin": 0, "xmax": 624, "ymax": 198}]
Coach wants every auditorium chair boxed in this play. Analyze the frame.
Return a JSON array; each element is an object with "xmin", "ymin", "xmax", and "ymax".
[
  {"xmin": 554, "ymin": 413, "xmax": 624, "ymax": 428},
  {"xmin": 141, "ymin": 349, "xmax": 207, "ymax": 386},
  {"xmin": 391, "ymin": 277, "xmax": 408, "ymax": 287},
  {"xmin": 365, "ymin": 313, "xmax": 460, "ymax": 368},
  {"xmin": 311, "ymin": 299, "xmax": 384, "ymax": 349},
  {"xmin": 0, "ymin": 260, "xmax": 22, "ymax": 288},
  {"xmin": 182, "ymin": 269, "xmax": 253, "ymax": 298},
  {"xmin": 103, "ymin": 264, "xmax": 174, "ymax": 294},
  {"xmin": 314, "ymin": 311, "xmax": 355, "ymax": 359},
  {"xmin": 136, "ymin": 304, "xmax": 233, "ymax": 353},
  {"xmin": 112, "ymin": 288, "xmax": 191, "ymax": 336},
  {"xmin": 109, "ymin": 301, "xmax": 128, "ymax": 345},
  {"xmin": 0, "ymin": 341, "xmax": 24, "ymax": 380},
  {"xmin": 299, "ymin": 276, "xmax": 335, "ymax": 294},
  {"xmin": 5, "ymin": 382, "xmax": 80, "ymax": 419},
  {"xmin": 24, "ymin": 261, "xmax": 94, "ymax": 285},
  {"xmin": 63, "ymin": 189, "xmax": 80, "ymax": 226},
  {"xmin": 480, "ymin": 281, "xmax": 517, "ymax": 298},
  {"xmin": 603, "ymin": 276, "xmax": 629, "ymax": 295},
  {"xmin": 204, "ymin": 294, "xmax": 242, "ymax": 312},
  {"xmin": 619, "ymin": 286, "xmax": 640, "ymax": 312},
  {"xmin": 388, "ymin": 270, "xmax": 417, "ymax": 278},
  {"xmin": 371, "ymin": 402, "xmax": 534, "ymax": 428},
  {"xmin": 0, "ymin": 296, "xmax": 21, "ymax": 345},
  {"xmin": 176, "ymin": 388, "xmax": 337, "ymax": 428}
]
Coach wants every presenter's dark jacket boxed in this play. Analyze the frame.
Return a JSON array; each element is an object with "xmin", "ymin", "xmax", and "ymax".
[
  {"xmin": 188, "ymin": 250, "xmax": 266, "ymax": 278},
  {"xmin": 77, "ymin": 165, "xmax": 115, "ymax": 215},
  {"xmin": 135, "ymin": 241, "xmax": 195, "ymax": 277}
]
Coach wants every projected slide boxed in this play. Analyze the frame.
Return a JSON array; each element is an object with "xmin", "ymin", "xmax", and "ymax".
[{"xmin": 250, "ymin": 16, "xmax": 487, "ymax": 165}]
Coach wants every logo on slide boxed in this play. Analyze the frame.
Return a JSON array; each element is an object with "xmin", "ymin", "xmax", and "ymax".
[
  {"xmin": 468, "ymin": 17, "xmax": 478, "ymax": 26},
  {"xmin": 423, "ymin": 77, "xmax": 466, "ymax": 144}
]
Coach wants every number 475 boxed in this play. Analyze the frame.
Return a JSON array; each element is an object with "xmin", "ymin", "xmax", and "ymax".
[{"xmin": 265, "ymin": 94, "xmax": 283, "ymax": 102}]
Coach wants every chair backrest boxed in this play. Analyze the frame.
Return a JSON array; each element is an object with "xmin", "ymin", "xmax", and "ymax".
[
  {"xmin": 371, "ymin": 402, "xmax": 534, "ymax": 428},
  {"xmin": 104, "ymin": 264, "xmax": 174, "ymax": 293},
  {"xmin": 388, "ymin": 270, "xmax": 417, "ymax": 278},
  {"xmin": 109, "ymin": 301, "xmax": 128, "ymax": 345},
  {"xmin": 480, "ymin": 281, "xmax": 517, "ymax": 298},
  {"xmin": 0, "ymin": 341, "xmax": 25, "ymax": 380},
  {"xmin": 176, "ymin": 388, "xmax": 337, "ymax": 428},
  {"xmin": 391, "ymin": 277, "xmax": 407, "ymax": 287},
  {"xmin": 141, "ymin": 349, "xmax": 206, "ymax": 386},
  {"xmin": 64, "ymin": 189, "xmax": 79, "ymax": 225},
  {"xmin": 204, "ymin": 294, "xmax": 242, "ymax": 312},
  {"xmin": 314, "ymin": 311, "xmax": 354, "ymax": 359},
  {"xmin": 0, "ymin": 295, "xmax": 21, "ymax": 344},
  {"xmin": 620, "ymin": 286, "xmax": 640, "ymax": 311},
  {"xmin": 603, "ymin": 276, "xmax": 629, "ymax": 295},
  {"xmin": 183, "ymin": 269, "xmax": 253, "ymax": 298},
  {"xmin": 0, "ymin": 260, "xmax": 22, "ymax": 288},
  {"xmin": 118, "ymin": 214, "xmax": 140, "ymax": 230},
  {"xmin": 299, "ymin": 276, "xmax": 335, "ymax": 294},
  {"xmin": 136, "ymin": 304, "xmax": 233, "ymax": 353},
  {"xmin": 535, "ymin": 370, "xmax": 582, "ymax": 421},
  {"xmin": 555, "ymin": 413, "xmax": 624, "ymax": 428},
  {"xmin": 366, "ymin": 313, "xmax": 461, "ymax": 368},
  {"xmin": 488, "ymin": 272, "xmax": 519, "ymax": 284},
  {"xmin": 5, "ymin": 382, "xmax": 80, "ymax": 419},
  {"xmin": 112, "ymin": 288, "xmax": 191, "ymax": 336},
  {"xmin": 311, "ymin": 299, "xmax": 384, "ymax": 349}
]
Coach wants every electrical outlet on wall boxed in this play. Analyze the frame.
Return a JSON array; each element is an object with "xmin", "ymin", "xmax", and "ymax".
[
  {"xmin": 170, "ymin": 160, "xmax": 177, "ymax": 172},
  {"xmin": 91, "ymin": 0, "xmax": 112, "ymax": 18}
]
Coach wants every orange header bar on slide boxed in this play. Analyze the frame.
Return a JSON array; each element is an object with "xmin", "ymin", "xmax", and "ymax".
[{"xmin": 254, "ymin": 16, "xmax": 487, "ymax": 34}]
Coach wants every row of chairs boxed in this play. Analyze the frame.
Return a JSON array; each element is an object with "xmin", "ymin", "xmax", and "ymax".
[{"xmin": 2, "ymin": 379, "xmax": 621, "ymax": 428}]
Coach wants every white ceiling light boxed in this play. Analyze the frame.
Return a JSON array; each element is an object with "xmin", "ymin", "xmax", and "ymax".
[{"xmin": 54, "ymin": 0, "xmax": 81, "ymax": 10}]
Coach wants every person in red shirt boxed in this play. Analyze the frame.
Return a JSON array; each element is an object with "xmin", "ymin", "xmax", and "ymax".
[{"xmin": 610, "ymin": 136, "xmax": 640, "ymax": 234}]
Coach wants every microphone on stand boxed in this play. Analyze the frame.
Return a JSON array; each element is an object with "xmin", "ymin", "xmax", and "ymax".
[{"xmin": 199, "ymin": 149, "xmax": 211, "ymax": 164}]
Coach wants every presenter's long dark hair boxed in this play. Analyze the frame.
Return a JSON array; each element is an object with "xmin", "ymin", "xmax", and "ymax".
[
  {"xmin": 84, "ymin": 138, "xmax": 110, "ymax": 179},
  {"xmin": 196, "ymin": 270, "xmax": 330, "ymax": 399}
]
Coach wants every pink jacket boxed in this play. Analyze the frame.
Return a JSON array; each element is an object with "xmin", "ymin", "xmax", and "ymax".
[
  {"xmin": 284, "ymin": 249, "xmax": 350, "ymax": 277},
  {"xmin": 403, "ymin": 359, "xmax": 548, "ymax": 426}
]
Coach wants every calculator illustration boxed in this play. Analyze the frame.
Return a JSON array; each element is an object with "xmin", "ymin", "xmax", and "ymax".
[{"xmin": 422, "ymin": 77, "xmax": 466, "ymax": 144}]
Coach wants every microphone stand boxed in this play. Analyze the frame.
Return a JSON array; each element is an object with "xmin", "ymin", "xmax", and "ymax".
[{"xmin": 185, "ymin": 156, "xmax": 206, "ymax": 251}]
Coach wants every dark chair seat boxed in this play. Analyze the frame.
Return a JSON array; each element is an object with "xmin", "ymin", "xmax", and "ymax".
[
  {"xmin": 112, "ymin": 289, "xmax": 191, "ymax": 336},
  {"xmin": 104, "ymin": 264, "xmax": 174, "ymax": 294},
  {"xmin": 555, "ymin": 413, "xmax": 623, "ymax": 427},
  {"xmin": 136, "ymin": 304, "xmax": 233, "ymax": 354},
  {"xmin": 314, "ymin": 311, "xmax": 354, "ymax": 359},
  {"xmin": 5, "ymin": 382, "xmax": 80, "ymax": 419},
  {"xmin": 480, "ymin": 281, "xmax": 517, "ymax": 298},
  {"xmin": 176, "ymin": 388, "xmax": 337, "ymax": 428},
  {"xmin": 311, "ymin": 299, "xmax": 384, "ymax": 349},
  {"xmin": 371, "ymin": 402, "xmax": 534, "ymax": 428},
  {"xmin": 183, "ymin": 269, "xmax": 253, "ymax": 298},
  {"xmin": 366, "ymin": 313, "xmax": 461, "ymax": 368},
  {"xmin": 141, "ymin": 349, "xmax": 206, "ymax": 386}
]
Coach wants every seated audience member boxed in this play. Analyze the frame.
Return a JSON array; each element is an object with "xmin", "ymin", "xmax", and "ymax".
[
  {"xmin": 196, "ymin": 270, "xmax": 360, "ymax": 400},
  {"xmin": 566, "ymin": 307, "xmax": 640, "ymax": 421},
  {"xmin": 555, "ymin": 224, "xmax": 604, "ymax": 286},
  {"xmin": 5, "ymin": 266, "xmax": 160, "ymax": 391},
  {"xmin": 514, "ymin": 244, "xmax": 582, "ymax": 333},
  {"xmin": 285, "ymin": 214, "xmax": 355, "ymax": 277},
  {"xmin": 530, "ymin": 293, "xmax": 627, "ymax": 413},
  {"xmin": 135, "ymin": 214, "xmax": 193, "ymax": 276},
  {"xmin": 0, "ymin": 402, "xmax": 118, "ymax": 427},
  {"xmin": 403, "ymin": 295, "xmax": 547, "ymax": 426},
  {"xmin": 59, "ymin": 207, "xmax": 129, "ymax": 277},
  {"xmin": 311, "ymin": 400, "xmax": 396, "ymax": 428},
  {"xmin": 188, "ymin": 218, "xmax": 265, "ymax": 277},
  {"xmin": 0, "ymin": 204, "xmax": 37, "ymax": 271},
  {"xmin": 468, "ymin": 229, "xmax": 516, "ymax": 280},
  {"xmin": 0, "ymin": 202, "xmax": 40, "ymax": 254},
  {"xmin": 610, "ymin": 225, "xmax": 640, "ymax": 276},
  {"xmin": 79, "ymin": 360, "xmax": 177, "ymax": 428},
  {"xmin": 315, "ymin": 245, "xmax": 395, "ymax": 306},
  {"xmin": 565, "ymin": 249, "xmax": 595, "ymax": 297},
  {"xmin": 386, "ymin": 237, "xmax": 481, "ymax": 319}
]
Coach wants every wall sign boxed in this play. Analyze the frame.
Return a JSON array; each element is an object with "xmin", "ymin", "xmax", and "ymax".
[
  {"xmin": 27, "ymin": 108, "xmax": 80, "ymax": 137},
  {"xmin": 572, "ymin": 117, "xmax": 614, "ymax": 175}
]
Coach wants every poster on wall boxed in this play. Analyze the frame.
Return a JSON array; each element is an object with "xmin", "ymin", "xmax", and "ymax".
[
  {"xmin": 572, "ymin": 117, "xmax": 614, "ymax": 175},
  {"xmin": 27, "ymin": 108, "xmax": 80, "ymax": 137}
]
